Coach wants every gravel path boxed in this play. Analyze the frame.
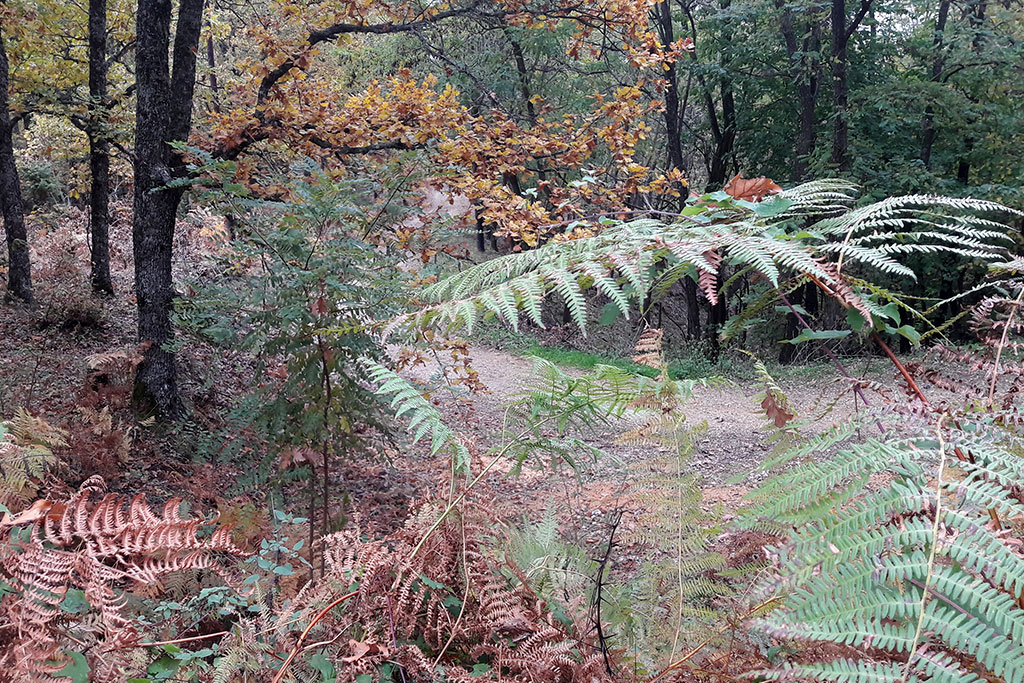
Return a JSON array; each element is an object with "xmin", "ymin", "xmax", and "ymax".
[{"xmin": 395, "ymin": 344, "xmax": 893, "ymax": 534}]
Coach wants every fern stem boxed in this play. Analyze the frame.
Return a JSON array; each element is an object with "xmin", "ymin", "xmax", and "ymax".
[
  {"xmin": 647, "ymin": 595, "xmax": 782, "ymax": 682},
  {"xmin": 271, "ymin": 590, "xmax": 359, "ymax": 683},
  {"xmin": 138, "ymin": 631, "xmax": 230, "ymax": 648},
  {"xmin": 987, "ymin": 287, "xmax": 1024, "ymax": 407},
  {"xmin": 876, "ymin": 335, "xmax": 1003, "ymax": 529},
  {"xmin": 900, "ymin": 416, "xmax": 948, "ymax": 683},
  {"xmin": 402, "ymin": 414, "xmax": 561, "ymax": 573},
  {"xmin": 431, "ymin": 514, "xmax": 472, "ymax": 668}
]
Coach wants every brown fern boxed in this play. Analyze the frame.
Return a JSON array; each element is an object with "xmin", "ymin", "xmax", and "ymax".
[
  {"xmin": 0, "ymin": 477, "xmax": 246, "ymax": 682},
  {"xmin": 244, "ymin": 492, "xmax": 614, "ymax": 683},
  {"xmin": 631, "ymin": 328, "xmax": 665, "ymax": 369}
]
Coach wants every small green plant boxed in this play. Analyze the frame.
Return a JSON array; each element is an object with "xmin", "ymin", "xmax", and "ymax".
[{"xmin": 176, "ymin": 172, "xmax": 409, "ymax": 558}]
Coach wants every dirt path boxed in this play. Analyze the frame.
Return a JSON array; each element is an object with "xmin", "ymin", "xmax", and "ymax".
[{"xmin": 395, "ymin": 344, "xmax": 882, "ymax": 547}]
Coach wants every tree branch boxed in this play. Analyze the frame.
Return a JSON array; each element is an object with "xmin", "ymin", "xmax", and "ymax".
[
  {"xmin": 845, "ymin": 0, "xmax": 872, "ymax": 43},
  {"xmin": 254, "ymin": 1, "xmax": 484, "ymax": 112}
]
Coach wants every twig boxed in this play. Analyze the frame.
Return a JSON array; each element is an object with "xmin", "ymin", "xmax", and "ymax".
[
  {"xmin": 988, "ymin": 288, "xmax": 1024, "ymax": 407},
  {"xmin": 646, "ymin": 596, "xmax": 782, "ymax": 682},
  {"xmin": 271, "ymin": 590, "xmax": 359, "ymax": 683},
  {"xmin": 431, "ymin": 515, "xmax": 472, "ymax": 668},
  {"xmin": 591, "ymin": 509, "xmax": 622, "ymax": 676},
  {"xmin": 385, "ymin": 592, "xmax": 408, "ymax": 683},
  {"xmin": 137, "ymin": 631, "xmax": 230, "ymax": 648}
]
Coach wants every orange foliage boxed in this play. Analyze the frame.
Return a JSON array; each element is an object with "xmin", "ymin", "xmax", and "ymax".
[{"xmin": 196, "ymin": 0, "xmax": 693, "ymax": 246}]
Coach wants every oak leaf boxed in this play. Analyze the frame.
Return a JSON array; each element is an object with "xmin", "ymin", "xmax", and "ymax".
[{"xmin": 723, "ymin": 174, "xmax": 782, "ymax": 202}]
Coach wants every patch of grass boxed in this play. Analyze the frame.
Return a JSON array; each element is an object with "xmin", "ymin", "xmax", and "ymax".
[{"xmin": 523, "ymin": 343, "xmax": 719, "ymax": 380}]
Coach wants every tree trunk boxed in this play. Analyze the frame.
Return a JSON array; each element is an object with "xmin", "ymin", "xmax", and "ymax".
[
  {"xmin": 919, "ymin": 0, "xmax": 950, "ymax": 168},
  {"xmin": 657, "ymin": 0, "xmax": 684, "ymax": 174},
  {"xmin": 706, "ymin": 0, "xmax": 736, "ymax": 190},
  {"xmin": 778, "ymin": 282, "xmax": 818, "ymax": 364},
  {"xmin": 205, "ymin": 30, "xmax": 220, "ymax": 113},
  {"xmin": 779, "ymin": 1, "xmax": 821, "ymax": 183},
  {"xmin": 955, "ymin": 0, "xmax": 988, "ymax": 186},
  {"xmin": 706, "ymin": 82, "xmax": 735, "ymax": 189},
  {"xmin": 89, "ymin": 0, "xmax": 113, "ymax": 294},
  {"xmin": 0, "ymin": 21, "xmax": 31, "ymax": 302},
  {"xmin": 132, "ymin": 0, "xmax": 204, "ymax": 417},
  {"xmin": 830, "ymin": 0, "xmax": 871, "ymax": 173},
  {"xmin": 657, "ymin": 0, "xmax": 700, "ymax": 339},
  {"xmin": 829, "ymin": 0, "xmax": 850, "ymax": 172}
]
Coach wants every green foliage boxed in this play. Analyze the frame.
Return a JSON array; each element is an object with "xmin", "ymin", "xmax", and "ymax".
[
  {"xmin": 18, "ymin": 156, "xmax": 64, "ymax": 209},
  {"xmin": 174, "ymin": 173, "xmax": 408, "ymax": 488},
  {"xmin": 394, "ymin": 182, "xmax": 1014, "ymax": 344},
  {"xmin": 746, "ymin": 412, "xmax": 1024, "ymax": 682},
  {"xmin": 362, "ymin": 360, "xmax": 470, "ymax": 474},
  {"xmin": 0, "ymin": 409, "xmax": 66, "ymax": 511}
]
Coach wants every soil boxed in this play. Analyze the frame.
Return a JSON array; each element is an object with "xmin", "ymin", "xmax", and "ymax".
[{"xmin": 394, "ymin": 343, "xmax": 900, "ymax": 565}]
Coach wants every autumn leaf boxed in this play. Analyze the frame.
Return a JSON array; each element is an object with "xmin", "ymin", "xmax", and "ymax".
[
  {"xmin": 723, "ymin": 174, "xmax": 782, "ymax": 202},
  {"xmin": 0, "ymin": 499, "xmax": 54, "ymax": 527},
  {"xmin": 341, "ymin": 639, "xmax": 388, "ymax": 663},
  {"xmin": 760, "ymin": 393, "xmax": 794, "ymax": 428}
]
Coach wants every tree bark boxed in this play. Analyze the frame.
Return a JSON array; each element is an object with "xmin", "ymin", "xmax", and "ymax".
[
  {"xmin": 658, "ymin": 0, "xmax": 700, "ymax": 339},
  {"xmin": 206, "ymin": 30, "xmax": 220, "ymax": 113},
  {"xmin": 132, "ymin": 0, "xmax": 204, "ymax": 417},
  {"xmin": 706, "ymin": 0, "xmax": 736, "ymax": 190},
  {"xmin": 0, "ymin": 20, "xmax": 31, "ymax": 302},
  {"xmin": 955, "ymin": 0, "xmax": 988, "ymax": 186},
  {"xmin": 919, "ymin": 0, "xmax": 950, "ymax": 168},
  {"xmin": 829, "ymin": 0, "xmax": 870, "ymax": 173},
  {"xmin": 778, "ymin": 1, "xmax": 821, "ymax": 183},
  {"xmin": 657, "ymin": 0, "xmax": 684, "ymax": 174},
  {"xmin": 88, "ymin": 0, "xmax": 113, "ymax": 294}
]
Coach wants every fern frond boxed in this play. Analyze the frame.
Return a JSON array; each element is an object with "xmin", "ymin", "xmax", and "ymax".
[
  {"xmin": 361, "ymin": 359, "xmax": 470, "ymax": 473},
  {"xmin": 752, "ymin": 413, "xmax": 1024, "ymax": 683}
]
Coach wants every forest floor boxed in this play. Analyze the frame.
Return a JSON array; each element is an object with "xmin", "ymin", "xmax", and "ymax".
[
  {"xmin": 396, "ymin": 343, "xmax": 899, "ymax": 570},
  {"xmin": 0, "ymin": 212, "xmax": 904, "ymax": 570}
]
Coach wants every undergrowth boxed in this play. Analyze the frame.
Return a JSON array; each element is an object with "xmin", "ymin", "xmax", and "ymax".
[{"xmin": 3, "ymin": 180, "xmax": 1024, "ymax": 681}]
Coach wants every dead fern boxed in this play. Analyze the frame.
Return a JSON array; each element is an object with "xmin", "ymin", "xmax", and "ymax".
[
  {"xmin": 214, "ymin": 492, "xmax": 613, "ymax": 683},
  {"xmin": 0, "ymin": 477, "xmax": 246, "ymax": 681},
  {"xmin": 631, "ymin": 328, "xmax": 665, "ymax": 369}
]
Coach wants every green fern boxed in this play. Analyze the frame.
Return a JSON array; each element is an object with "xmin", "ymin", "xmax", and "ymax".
[
  {"xmin": 361, "ymin": 360, "xmax": 470, "ymax": 474},
  {"xmin": 0, "ymin": 409, "xmax": 65, "ymax": 511},
  {"xmin": 387, "ymin": 182, "xmax": 1014, "ymax": 342},
  {"xmin": 747, "ymin": 414, "xmax": 1024, "ymax": 682}
]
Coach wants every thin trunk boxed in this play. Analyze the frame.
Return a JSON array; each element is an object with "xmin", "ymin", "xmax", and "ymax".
[
  {"xmin": 830, "ymin": 0, "xmax": 870, "ymax": 173},
  {"xmin": 779, "ymin": 1, "xmax": 821, "ymax": 182},
  {"xmin": 707, "ymin": 0, "xmax": 735, "ymax": 190},
  {"xmin": 506, "ymin": 30, "xmax": 551, "ymax": 193},
  {"xmin": 133, "ymin": 0, "xmax": 204, "ymax": 417},
  {"xmin": 956, "ymin": 0, "xmax": 987, "ymax": 185},
  {"xmin": 89, "ymin": 0, "xmax": 113, "ymax": 294},
  {"xmin": 206, "ymin": 31, "xmax": 220, "ymax": 113},
  {"xmin": 657, "ymin": 0, "xmax": 684, "ymax": 172},
  {"xmin": 779, "ymin": 282, "xmax": 818, "ymax": 364},
  {"xmin": 957, "ymin": 140, "xmax": 972, "ymax": 185},
  {"xmin": 674, "ymin": 1, "xmax": 702, "ymax": 338},
  {"xmin": 0, "ymin": 20, "xmax": 31, "ymax": 302},
  {"xmin": 830, "ymin": 0, "xmax": 850, "ymax": 172},
  {"xmin": 706, "ymin": 83, "xmax": 735, "ymax": 189},
  {"xmin": 919, "ymin": 0, "xmax": 950, "ymax": 167}
]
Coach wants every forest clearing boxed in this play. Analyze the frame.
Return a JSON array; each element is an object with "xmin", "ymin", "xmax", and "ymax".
[{"xmin": 1, "ymin": 0, "xmax": 1024, "ymax": 680}]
